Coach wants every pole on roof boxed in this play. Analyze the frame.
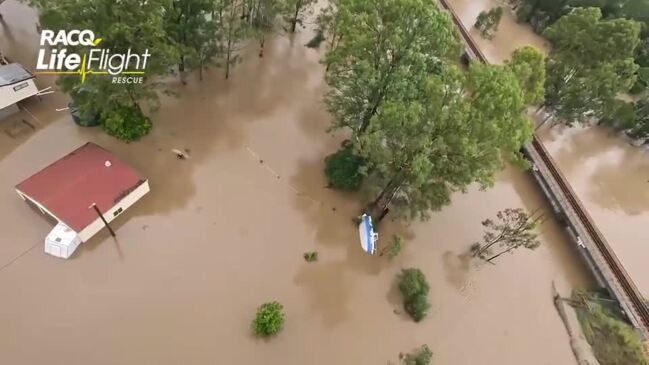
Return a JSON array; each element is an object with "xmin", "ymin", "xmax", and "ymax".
[{"xmin": 89, "ymin": 203, "xmax": 116, "ymax": 237}]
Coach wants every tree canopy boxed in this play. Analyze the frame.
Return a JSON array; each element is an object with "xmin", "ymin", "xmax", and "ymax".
[
  {"xmin": 324, "ymin": 0, "xmax": 463, "ymax": 135},
  {"xmin": 164, "ymin": 0, "xmax": 221, "ymax": 76},
  {"xmin": 32, "ymin": 0, "xmax": 178, "ymax": 140},
  {"xmin": 507, "ymin": 46, "xmax": 546, "ymax": 106},
  {"xmin": 543, "ymin": 7, "xmax": 640, "ymax": 124},
  {"xmin": 358, "ymin": 63, "xmax": 532, "ymax": 220}
]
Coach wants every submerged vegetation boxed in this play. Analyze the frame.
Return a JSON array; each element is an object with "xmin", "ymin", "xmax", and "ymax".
[
  {"xmin": 381, "ymin": 235, "xmax": 404, "ymax": 260},
  {"xmin": 324, "ymin": 142, "xmax": 365, "ymax": 191},
  {"xmin": 398, "ymin": 268, "xmax": 431, "ymax": 322},
  {"xmin": 475, "ymin": 7, "xmax": 504, "ymax": 39},
  {"xmin": 303, "ymin": 251, "xmax": 318, "ymax": 262},
  {"xmin": 400, "ymin": 344, "xmax": 433, "ymax": 365},
  {"xmin": 29, "ymin": 0, "xmax": 319, "ymax": 140},
  {"xmin": 471, "ymin": 208, "xmax": 543, "ymax": 264},
  {"xmin": 573, "ymin": 289, "xmax": 649, "ymax": 365},
  {"xmin": 252, "ymin": 301, "xmax": 285, "ymax": 337}
]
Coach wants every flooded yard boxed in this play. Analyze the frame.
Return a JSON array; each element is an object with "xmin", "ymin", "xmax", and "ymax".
[{"xmin": 0, "ymin": 1, "xmax": 592, "ymax": 364}]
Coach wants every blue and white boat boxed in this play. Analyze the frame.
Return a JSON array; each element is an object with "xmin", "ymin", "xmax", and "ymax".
[{"xmin": 358, "ymin": 214, "xmax": 378, "ymax": 255}]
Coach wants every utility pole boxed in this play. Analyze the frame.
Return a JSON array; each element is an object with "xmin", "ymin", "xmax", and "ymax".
[{"xmin": 89, "ymin": 203, "xmax": 116, "ymax": 237}]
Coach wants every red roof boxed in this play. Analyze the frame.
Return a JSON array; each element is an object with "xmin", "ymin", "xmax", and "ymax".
[{"xmin": 15, "ymin": 142, "xmax": 145, "ymax": 232}]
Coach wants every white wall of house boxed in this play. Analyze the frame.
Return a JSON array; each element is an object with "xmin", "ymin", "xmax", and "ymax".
[
  {"xmin": 15, "ymin": 188, "xmax": 64, "ymax": 223},
  {"xmin": 16, "ymin": 179, "xmax": 150, "ymax": 243},
  {"xmin": 0, "ymin": 79, "xmax": 38, "ymax": 110},
  {"xmin": 78, "ymin": 180, "xmax": 150, "ymax": 242}
]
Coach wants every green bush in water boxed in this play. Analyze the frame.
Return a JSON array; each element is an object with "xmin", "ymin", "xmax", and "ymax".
[
  {"xmin": 252, "ymin": 301, "xmax": 285, "ymax": 337},
  {"xmin": 324, "ymin": 142, "xmax": 364, "ymax": 191},
  {"xmin": 398, "ymin": 268, "xmax": 431, "ymax": 322},
  {"xmin": 101, "ymin": 104, "xmax": 152, "ymax": 141}
]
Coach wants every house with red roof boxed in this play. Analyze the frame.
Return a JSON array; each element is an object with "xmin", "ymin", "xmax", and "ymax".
[{"xmin": 15, "ymin": 142, "xmax": 150, "ymax": 258}]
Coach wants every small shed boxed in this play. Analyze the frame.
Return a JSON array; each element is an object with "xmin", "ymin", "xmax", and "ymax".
[
  {"xmin": 15, "ymin": 142, "xmax": 150, "ymax": 259},
  {"xmin": 0, "ymin": 63, "xmax": 38, "ymax": 119}
]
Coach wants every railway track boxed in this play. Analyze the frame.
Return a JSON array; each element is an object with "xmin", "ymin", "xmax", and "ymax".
[{"xmin": 438, "ymin": 0, "xmax": 649, "ymax": 334}]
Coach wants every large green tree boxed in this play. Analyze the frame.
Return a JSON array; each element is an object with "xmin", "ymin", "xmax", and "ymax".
[
  {"xmin": 507, "ymin": 46, "xmax": 546, "ymax": 106},
  {"xmin": 164, "ymin": 0, "xmax": 221, "ymax": 78},
  {"xmin": 32, "ymin": 0, "xmax": 178, "ymax": 140},
  {"xmin": 324, "ymin": 0, "xmax": 463, "ymax": 136},
  {"xmin": 215, "ymin": 0, "xmax": 252, "ymax": 79},
  {"xmin": 358, "ymin": 64, "xmax": 532, "ymax": 221},
  {"xmin": 543, "ymin": 7, "xmax": 640, "ymax": 125},
  {"xmin": 245, "ymin": 0, "xmax": 283, "ymax": 57}
]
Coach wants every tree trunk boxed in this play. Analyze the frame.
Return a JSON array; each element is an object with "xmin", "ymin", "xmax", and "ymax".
[
  {"xmin": 366, "ymin": 181, "xmax": 400, "ymax": 223},
  {"xmin": 225, "ymin": 45, "xmax": 231, "ymax": 79},
  {"xmin": 179, "ymin": 55, "xmax": 185, "ymax": 72},
  {"xmin": 259, "ymin": 36, "xmax": 265, "ymax": 58},
  {"xmin": 486, "ymin": 245, "xmax": 517, "ymax": 263},
  {"xmin": 291, "ymin": 1, "xmax": 301, "ymax": 32}
]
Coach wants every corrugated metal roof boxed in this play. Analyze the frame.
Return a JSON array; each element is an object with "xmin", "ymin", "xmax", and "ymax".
[
  {"xmin": 15, "ymin": 143, "xmax": 146, "ymax": 232},
  {"xmin": 0, "ymin": 63, "xmax": 34, "ymax": 86}
]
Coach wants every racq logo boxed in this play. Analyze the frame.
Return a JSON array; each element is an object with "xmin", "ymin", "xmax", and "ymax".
[{"xmin": 35, "ymin": 29, "xmax": 151, "ymax": 84}]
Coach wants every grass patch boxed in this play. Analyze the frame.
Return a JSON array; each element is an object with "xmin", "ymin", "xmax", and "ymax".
[{"xmin": 573, "ymin": 289, "xmax": 649, "ymax": 365}]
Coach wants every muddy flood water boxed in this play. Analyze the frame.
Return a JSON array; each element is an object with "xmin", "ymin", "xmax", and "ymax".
[
  {"xmin": 0, "ymin": 1, "xmax": 594, "ymax": 364},
  {"xmin": 448, "ymin": 0, "xmax": 649, "ymax": 296}
]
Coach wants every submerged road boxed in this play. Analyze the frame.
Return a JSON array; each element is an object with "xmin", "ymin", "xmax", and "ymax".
[{"xmin": 438, "ymin": 0, "xmax": 649, "ymax": 339}]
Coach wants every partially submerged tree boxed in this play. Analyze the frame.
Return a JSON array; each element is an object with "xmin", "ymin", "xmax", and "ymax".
[
  {"xmin": 246, "ymin": 0, "xmax": 283, "ymax": 57},
  {"xmin": 283, "ymin": 0, "xmax": 316, "ymax": 33},
  {"xmin": 401, "ymin": 344, "xmax": 433, "ymax": 365},
  {"xmin": 216, "ymin": 0, "xmax": 252, "ymax": 79},
  {"xmin": 543, "ymin": 7, "xmax": 641, "ymax": 125},
  {"xmin": 314, "ymin": 0, "xmax": 342, "ymax": 56},
  {"xmin": 471, "ymin": 208, "xmax": 543, "ymax": 263},
  {"xmin": 474, "ymin": 6, "xmax": 504, "ymax": 40},
  {"xmin": 324, "ymin": 0, "xmax": 463, "ymax": 136},
  {"xmin": 32, "ymin": 0, "xmax": 178, "ymax": 140},
  {"xmin": 628, "ymin": 97, "xmax": 649, "ymax": 141},
  {"xmin": 164, "ymin": 0, "xmax": 221, "ymax": 78},
  {"xmin": 380, "ymin": 234, "xmax": 404, "ymax": 260},
  {"xmin": 358, "ymin": 64, "xmax": 533, "ymax": 221},
  {"xmin": 507, "ymin": 46, "xmax": 546, "ymax": 106}
]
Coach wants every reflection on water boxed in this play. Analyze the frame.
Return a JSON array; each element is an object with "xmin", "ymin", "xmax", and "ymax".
[
  {"xmin": 540, "ymin": 125, "xmax": 649, "ymax": 295},
  {"xmin": 0, "ymin": 0, "xmax": 592, "ymax": 364}
]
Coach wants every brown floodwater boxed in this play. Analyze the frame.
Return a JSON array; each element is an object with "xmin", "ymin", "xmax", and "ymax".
[
  {"xmin": 447, "ymin": 0, "xmax": 649, "ymax": 296},
  {"xmin": 0, "ymin": 1, "xmax": 591, "ymax": 364}
]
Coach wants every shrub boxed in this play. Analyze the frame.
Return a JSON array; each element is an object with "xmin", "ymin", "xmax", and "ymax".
[
  {"xmin": 101, "ymin": 104, "xmax": 152, "ymax": 141},
  {"xmin": 398, "ymin": 268, "xmax": 431, "ymax": 322},
  {"xmin": 402, "ymin": 344, "xmax": 433, "ymax": 365},
  {"xmin": 516, "ymin": 3, "xmax": 535, "ymax": 23},
  {"xmin": 399, "ymin": 268, "xmax": 429, "ymax": 299},
  {"xmin": 252, "ymin": 301, "xmax": 285, "ymax": 337},
  {"xmin": 475, "ymin": 7, "xmax": 504, "ymax": 39},
  {"xmin": 404, "ymin": 294, "xmax": 431, "ymax": 323},
  {"xmin": 574, "ymin": 290, "xmax": 649, "ymax": 365},
  {"xmin": 324, "ymin": 143, "xmax": 364, "ymax": 191},
  {"xmin": 382, "ymin": 235, "xmax": 404, "ymax": 260},
  {"xmin": 303, "ymin": 251, "xmax": 318, "ymax": 262}
]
